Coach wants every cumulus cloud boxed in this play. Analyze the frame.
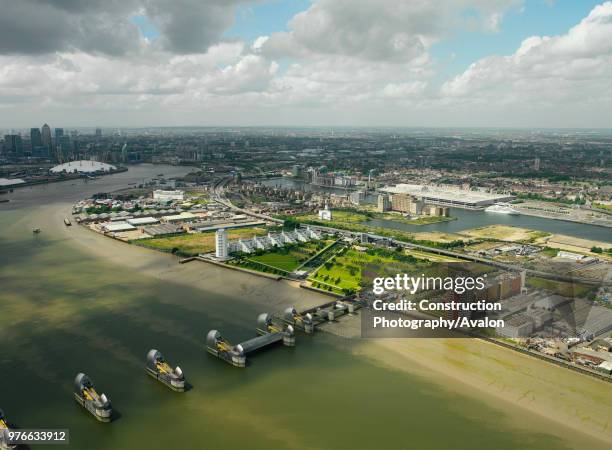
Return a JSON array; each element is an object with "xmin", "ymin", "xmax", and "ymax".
[
  {"xmin": 0, "ymin": 0, "xmax": 142, "ymax": 55},
  {"xmin": 0, "ymin": 40, "xmax": 281, "ymax": 120},
  {"xmin": 0, "ymin": 0, "xmax": 250, "ymax": 55},
  {"xmin": 142, "ymin": 0, "xmax": 248, "ymax": 54},
  {"xmin": 262, "ymin": 0, "xmax": 521, "ymax": 62},
  {"xmin": 441, "ymin": 1, "xmax": 612, "ymax": 104},
  {"xmin": 0, "ymin": 0, "xmax": 610, "ymax": 127},
  {"xmin": 250, "ymin": 0, "xmax": 520, "ymax": 112}
]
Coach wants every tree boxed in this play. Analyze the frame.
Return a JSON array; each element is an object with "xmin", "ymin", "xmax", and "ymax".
[
  {"xmin": 591, "ymin": 246, "xmax": 603, "ymax": 254},
  {"xmin": 284, "ymin": 218, "xmax": 300, "ymax": 229}
]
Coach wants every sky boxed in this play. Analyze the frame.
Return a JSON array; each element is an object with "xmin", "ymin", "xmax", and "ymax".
[{"xmin": 0, "ymin": 0, "xmax": 611, "ymax": 128}]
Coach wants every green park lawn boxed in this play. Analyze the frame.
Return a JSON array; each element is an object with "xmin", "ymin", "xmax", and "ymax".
[
  {"xmin": 137, "ymin": 227, "xmax": 267, "ymax": 255},
  {"xmin": 249, "ymin": 252, "xmax": 303, "ymax": 272},
  {"xmin": 239, "ymin": 239, "xmax": 334, "ymax": 273},
  {"xmin": 309, "ymin": 247, "xmax": 426, "ymax": 293}
]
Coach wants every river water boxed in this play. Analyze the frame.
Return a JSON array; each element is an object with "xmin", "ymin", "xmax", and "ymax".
[
  {"xmin": 1, "ymin": 165, "xmax": 610, "ymax": 450},
  {"xmin": 262, "ymin": 178, "xmax": 611, "ymax": 242}
]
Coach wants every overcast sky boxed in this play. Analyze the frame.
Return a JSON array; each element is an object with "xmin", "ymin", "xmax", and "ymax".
[{"xmin": 0, "ymin": 0, "xmax": 611, "ymax": 128}]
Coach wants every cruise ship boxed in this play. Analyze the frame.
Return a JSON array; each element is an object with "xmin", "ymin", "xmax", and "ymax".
[{"xmin": 484, "ymin": 203, "xmax": 520, "ymax": 215}]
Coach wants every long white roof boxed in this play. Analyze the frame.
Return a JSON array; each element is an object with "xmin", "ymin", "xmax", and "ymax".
[
  {"xmin": 0, "ymin": 177, "xmax": 25, "ymax": 186},
  {"xmin": 381, "ymin": 184, "xmax": 513, "ymax": 205},
  {"xmin": 50, "ymin": 160, "xmax": 116, "ymax": 173}
]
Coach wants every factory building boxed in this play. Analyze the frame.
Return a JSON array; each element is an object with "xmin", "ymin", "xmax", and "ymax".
[
  {"xmin": 485, "ymin": 272, "xmax": 525, "ymax": 301},
  {"xmin": 497, "ymin": 314, "xmax": 534, "ymax": 338},
  {"xmin": 153, "ymin": 190, "xmax": 185, "ymax": 202},
  {"xmin": 143, "ymin": 224, "xmax": 184, "ymax": 237},
  {"xmin": 443, "ymin": 290, "xmax": 475, "ymax": 321}
]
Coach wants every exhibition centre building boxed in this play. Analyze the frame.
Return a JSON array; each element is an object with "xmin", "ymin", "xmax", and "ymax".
[{"xmin": 380, "ymin": 184, "xmax": 515, "ymax": 209}]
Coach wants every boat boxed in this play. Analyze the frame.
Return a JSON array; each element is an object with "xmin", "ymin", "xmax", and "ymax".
[
  {"xmin": 0, "ymin": 409, "xmax": 16, "ymax": 449},
  {"xmin": 145, "ymin": 349, "xmax": 185, "ymax": 392},
  {"xmin": 64, "ymin": 218, "xmax": 72, "ymax": 226},
  {"xmin": 73, "ymin": 373, "xmax": 112, "ymax": 422},
  {"xmin": 32, "ymin": 228, "xmax": 41, "ymax": 234},
  {"xmin": 484, "ymin": 203, "xmax": 520, "ymax": 215}
]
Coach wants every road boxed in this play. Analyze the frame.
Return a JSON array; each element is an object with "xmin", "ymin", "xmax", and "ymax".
[{"xmin": 212, "ymin": 176, "xmax": 284, "ymax": 224}]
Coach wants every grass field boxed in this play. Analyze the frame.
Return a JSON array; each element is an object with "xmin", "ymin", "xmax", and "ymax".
[
  {"xmin": 137, "ymin": 227, "xmax": 267, "ymax": 255},
  {"xmin": 535, "ymin": 234, "xmax": 612, "ymax": 259},
  {"xmin": 403, "ymin": 249, "xmax": 462, "ymax": 262},
  {"xmin": 593, "ymin": 203, "xmax": 612, "ymax": 212},
  {"xmin": 298, "ymin": 210, "xmax": 370, "ymax": 224},
  {"xmin": 279, "ymin": 211, "xmax": 469, "ymax": 250},
  {"xmin": 308, "ymin": 246, "xmax": 428, "ymax": 294},
  {"xmin": 526, "ymin": 277, "xmax": 592, "ymax": 297},
  {"xmin": 248, "ymin": 252, "xmax": 302, "ymax": 271},
  {"xmin": 246, "ymin": 240, "xmax": 332, "ymax": 272},
  {"xmin": 372, "ymin": 213, "xmax": 454, "ymax": 225},
  {"xmin": 294, "ymin": 209, "xmax": 452, "ymax": 227}
]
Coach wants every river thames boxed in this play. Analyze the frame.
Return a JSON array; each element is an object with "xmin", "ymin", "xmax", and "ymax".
[{"xmin": 1, "ymin": 165, "xmax": 610, "ymax": 450}]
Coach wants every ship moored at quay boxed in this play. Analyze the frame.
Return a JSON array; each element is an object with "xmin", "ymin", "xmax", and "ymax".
[{"xmin": 484, "ymin": 203, "xmax": 520, "ymax": 215}]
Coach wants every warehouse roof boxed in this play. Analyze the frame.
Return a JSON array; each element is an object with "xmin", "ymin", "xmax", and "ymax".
[
  {"xmin": 144, "ymin": 224, "xmax": 184, "ymax": 237},
  {"xmin": 127, "ymin": 217, "xmax": 159, "ymax": 226},
  {"xmin": 102, "ymin": 222, "xmax": 136, "ymax": 232}
]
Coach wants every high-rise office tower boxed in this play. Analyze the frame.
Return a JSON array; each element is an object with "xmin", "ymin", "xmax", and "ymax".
[
  {"xmin": 3, "ymin": 134, "xmax": 23, "ymax": 157},
  {"xmin": 41, "ymin": 123, "xmax": 52, "ymax": 150},
  {"xmin": 30, "ymin": 127, "xmax": 45, "ymax": 157},
  {"xmin": 54, "ymin": 128, "xmax": 64, "ymax": 143},
  {"xmin": 30, "ymin": 128, "xmax": 42, "ymax": 148}
]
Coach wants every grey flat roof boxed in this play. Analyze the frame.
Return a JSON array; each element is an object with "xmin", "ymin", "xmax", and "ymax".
[{"xmin": 381, "ymin": 184, "xmax": 514, "ymax": 206}]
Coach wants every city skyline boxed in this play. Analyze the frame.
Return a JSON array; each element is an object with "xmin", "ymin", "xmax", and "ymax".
[{"xmin": 0, "ymin": 0, "xmax": 611, "ymax": 128}]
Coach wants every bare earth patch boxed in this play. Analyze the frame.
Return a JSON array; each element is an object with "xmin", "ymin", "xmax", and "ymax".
[
  {"xmin": 459, "ymin": 225, "xmax": 549, "ymax": 243},
  {"xmin": 412, "ymin": 231, "xmax": 468, "ymax": 243},
  {"xmin": 536, "ymin": 234, "xmax": 612, "ymax": 258}
]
